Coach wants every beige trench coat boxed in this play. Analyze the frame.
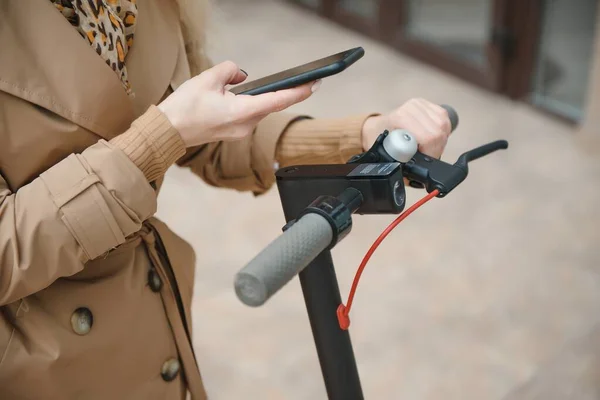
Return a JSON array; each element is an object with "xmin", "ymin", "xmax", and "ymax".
[{"xmin": 0, "ymin": 1, "xmax": 374, "ymax": 399}]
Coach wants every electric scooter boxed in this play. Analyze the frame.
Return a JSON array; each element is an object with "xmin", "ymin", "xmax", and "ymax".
[{"xmin": 233, "ymin": 106, "xmax": 508, "ymax": 400}]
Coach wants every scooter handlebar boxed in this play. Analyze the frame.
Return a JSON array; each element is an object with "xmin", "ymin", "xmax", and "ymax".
[
  {"xmin": 234, "ymin": 213, "xmax": 333, "ymax": 307},
  {"xmin": 234, "ymin": 105, "xmax": 460, "ymax": 307}
]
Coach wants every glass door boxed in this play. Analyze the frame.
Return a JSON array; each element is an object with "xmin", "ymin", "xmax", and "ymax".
[
  {"xmin": 329, "ymin": 0, "xmax": 388, "ymax": 39},
  {"xmin": 295, "ymin": 0, "xmax": 512, "ymax": 90},
  {"xmin": 286, "ymin": 0, "xmax": 598, "ymax": 123},
  {"xmin": 390, "ymin": 0, "xmax": 509, "ymax": 91},
  {"xmin": 338, "ymin": 0, "xmax": 379, "ymax": 21},
  {"xmin": 404, "ymin": 0, "xmax": 492, "ymax": 67},
  {"xmin": 528, "ymin": 0, "xmax": 598, "ymax": 122}
]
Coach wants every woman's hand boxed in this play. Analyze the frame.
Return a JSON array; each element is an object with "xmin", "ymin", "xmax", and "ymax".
[
  {"xmin": 361, "ymin": 98, "xmax": 452, "ymax": 159},
  {"xmin": 158, "ymin": 61, "xmax": 319, "ymax": 147}
]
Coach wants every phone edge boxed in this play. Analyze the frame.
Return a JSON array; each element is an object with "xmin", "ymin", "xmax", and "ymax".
[{"xmin": 231, "ymin": 47, "xmax": 365, "ymax": 96}]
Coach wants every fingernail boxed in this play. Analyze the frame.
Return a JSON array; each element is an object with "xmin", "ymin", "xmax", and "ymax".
[
  {"xmin": 311, "ymin": 80, "xmax": 322, "ymax": 93},
  {"xmin": 240, "ymin": 69, "xmax": 248, "ymax": 76}
]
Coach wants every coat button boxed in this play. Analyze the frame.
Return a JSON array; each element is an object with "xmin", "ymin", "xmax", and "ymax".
[
  {"xmin": 71, "ymin": 307, "xmax": 93, "ymax": 335},
  {"xmin": 161, "ymin": 358, "xmax": 181, "ymax": 382},
  {"xmin": 148, "ymin": 268, "xmax": 163, "ymax": 292}
]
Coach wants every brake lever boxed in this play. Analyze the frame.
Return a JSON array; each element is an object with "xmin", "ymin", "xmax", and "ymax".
[
  {"xmin": 347, "ymin": 129, "xmax": 508, "ymax": 197},
  {"xmin": 403, "ymin": 140, "xmax": 508, "ymax": 197}
]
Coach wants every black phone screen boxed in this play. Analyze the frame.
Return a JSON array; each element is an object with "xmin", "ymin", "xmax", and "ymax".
[{"xmin": 230, "ymin": 47, "xmax": 362, "ymax": 95}]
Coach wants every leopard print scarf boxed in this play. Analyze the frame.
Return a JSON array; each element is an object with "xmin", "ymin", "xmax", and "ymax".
[{"xmin": 50, "ymin": 0, "xmax": 138, "ymax": 96}]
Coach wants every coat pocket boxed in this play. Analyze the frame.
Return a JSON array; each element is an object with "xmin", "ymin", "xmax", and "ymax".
[
  {"xmin": 147, "ymin": 218, "xmax": 196, "ymax": 298},
  {"xmin": 147, "ymin": 218, "xmax": 196, "ymax": 335}
]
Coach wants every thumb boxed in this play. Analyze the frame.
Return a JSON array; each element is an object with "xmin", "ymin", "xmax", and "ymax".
[{"xmin": 205, "ymin": 60, "xmax": 247, "ymax": 88}]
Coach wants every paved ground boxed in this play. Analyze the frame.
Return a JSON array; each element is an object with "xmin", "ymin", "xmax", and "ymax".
[{"xmin": 156, "ymin": 1, "xmax": 600, "ymax": 398}]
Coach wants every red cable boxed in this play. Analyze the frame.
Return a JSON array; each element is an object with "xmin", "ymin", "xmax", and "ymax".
[{"xmin": 337, "ymin": 189, "xmax": 440, "ymax": 330}]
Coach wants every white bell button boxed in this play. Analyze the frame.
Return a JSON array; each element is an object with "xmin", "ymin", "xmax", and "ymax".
[{"xmin": 382, "ymin": 129, "xmax": 418, "ymax": 163}]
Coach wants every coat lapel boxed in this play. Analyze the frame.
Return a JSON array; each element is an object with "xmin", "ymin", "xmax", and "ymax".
[
  {"xmin": 126, "ymin": 0, "xmax": 180, "ymax": 116},
  {"xmin": 0, "ymin": 0, "xmax": 179, "ymax": 140}
]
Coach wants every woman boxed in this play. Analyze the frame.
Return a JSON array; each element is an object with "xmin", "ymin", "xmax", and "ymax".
[{"xmin": 0, "ymin": 1, "xmax": 452, "ymax": 399}]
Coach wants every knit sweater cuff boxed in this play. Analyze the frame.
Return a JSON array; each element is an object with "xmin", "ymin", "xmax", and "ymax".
[
  {"xmin": 276, "ymin": 112, "xmax": 380, "ymax": 166},
  {"xmin": 110, "ymin": 105, "xmax": 187, "ymax": 182}
]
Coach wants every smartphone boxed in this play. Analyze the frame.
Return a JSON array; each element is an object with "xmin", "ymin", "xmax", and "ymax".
[{"xmin": 229, "ymin": 47, "xmax": 365, "ymax": 95}]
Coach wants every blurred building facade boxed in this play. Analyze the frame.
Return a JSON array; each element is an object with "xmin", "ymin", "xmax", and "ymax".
[{"xmin": 289, "ymin": 0, "xmax": 600, "ymax": 132}]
